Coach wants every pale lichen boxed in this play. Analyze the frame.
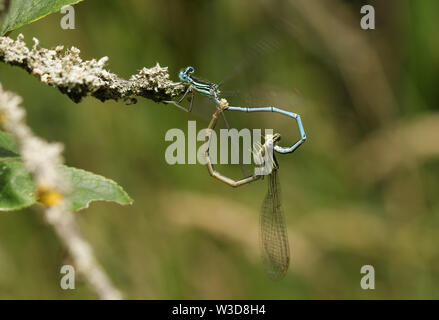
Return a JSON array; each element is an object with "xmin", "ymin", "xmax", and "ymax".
[{"xmin": 0, "ymin": 34, "xmax": 186, "ymax": 103}]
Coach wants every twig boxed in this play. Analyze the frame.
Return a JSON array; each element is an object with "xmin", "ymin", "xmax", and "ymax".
[
  {"xmin": 0, "ymin": 83, "xmax": 122, "ymax": 299},
  {"xmin": 0, "ymin": 34, "xmax": 185, "ymax": 103}
]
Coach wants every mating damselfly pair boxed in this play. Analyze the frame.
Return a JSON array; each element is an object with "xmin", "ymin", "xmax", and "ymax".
[{"xmin": 165, "ymin": 66, "xmax": 306, "ymax": 280}]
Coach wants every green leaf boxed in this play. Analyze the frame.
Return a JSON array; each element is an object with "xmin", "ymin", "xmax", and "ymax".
[
  {"xmin": 0, "ymin": 161, "xmax": 36, "ymax": 211},
  {"xmin": 1, "ymin": 0, "xmax": 84, "ymax": 35},
  {"xmin": 59, "ymin": 165, "xmax": 133, "ymax": 211},
  {"xmin": 0, "ymin": 161, "xmax": 132, "ymax": 212},
  {"xmin": 0, "ymin": 130, "xmax": 20, "ymax": 159}
]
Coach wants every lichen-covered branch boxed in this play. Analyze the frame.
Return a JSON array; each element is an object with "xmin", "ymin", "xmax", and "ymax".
[
  {"xmin": 0, "ymin": 83, "xmax": 122, "ymax": 300},
  {"xmin": 0, "ymin": 34, "xmax": 185, "ymax": 103}
]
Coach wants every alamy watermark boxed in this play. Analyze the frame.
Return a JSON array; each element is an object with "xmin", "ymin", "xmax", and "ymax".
[
  {"xmin": 360, "ymin": 5, "xmax": 375, "ymax": 30},
  {"xmin": 60, "ymin": 5, "xmax": 76, "ymax": 30},
  {"xmin": 165, "ymin": 121, "xmax": 276, "ymax": 176},
  {"xmin": 360, "ymin": 265, "xmax": 375, "ymax": 290},
  {"xmin": 60, "ymin": 264, "xmax": 75, "ymax": 290}
]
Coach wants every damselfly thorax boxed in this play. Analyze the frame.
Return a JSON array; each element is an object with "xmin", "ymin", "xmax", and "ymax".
[
  {"xmin": 168, "ymin": 66, "xmax": 222, "ymax": 109},
  {"xmin": 181, "ymin": 66, "xmax": 221, "ymax": 101}
]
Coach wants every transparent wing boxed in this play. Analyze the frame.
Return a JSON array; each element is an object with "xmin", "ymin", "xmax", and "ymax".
[
  {"xmin": 218, "ymin": 29, "xmax": 286, "ymax": 87},
  {"xmin": 259, "ymin": 170, "xmax": 290, "ymax": 280}
]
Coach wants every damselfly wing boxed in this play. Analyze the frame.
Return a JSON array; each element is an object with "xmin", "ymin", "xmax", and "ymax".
[{"xmin": 260, "ymin": 168, "xmax": 290, "ymax": 280}]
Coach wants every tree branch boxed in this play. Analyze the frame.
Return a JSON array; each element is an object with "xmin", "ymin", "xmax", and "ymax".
[{"xmin": 0, "ymin": 34, "xmax": 185, "ymax": 103}]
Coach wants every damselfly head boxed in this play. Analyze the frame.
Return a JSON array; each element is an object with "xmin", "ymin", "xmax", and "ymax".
[
  {"xmin": 179, "ymin": 70, "xmax": 189, "ymax": 82},
  {"xmin": 264, "ymin": 133, "xmax": 281, "ymax": 146},
  {"xmin": 252, "ymin": 133, "xmax": 279, "ymax": 173},
  {"xmin": 272, "ymin": 133, "xmax": 281, "ymax": 144},
  {"xmin": 179, "ymin": 66, "xmax": 195, "ymax": 82},
  {"xmin": 261, "ymin": 133, "xmax": 280, "ymax": 171}
]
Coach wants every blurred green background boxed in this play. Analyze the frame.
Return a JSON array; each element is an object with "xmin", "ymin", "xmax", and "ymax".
[{"xmin": 1, "ymin": 0, "xmax": 439, "ymax": 299}]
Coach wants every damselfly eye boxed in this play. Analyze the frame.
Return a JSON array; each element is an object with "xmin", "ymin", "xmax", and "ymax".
[
  {"xmin": 185, "ymin": 66, "xmax": 194, "ymax": 75},
  {"xmin": 179, "ymin": 71, "xmax": 188, "ymax": 81}
]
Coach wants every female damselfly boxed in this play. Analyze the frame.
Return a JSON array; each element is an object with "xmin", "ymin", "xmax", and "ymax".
[
  {"xmin": 203, "ymin": 99, "xmax": 301, "ymax": 279},
  {"xmin": 206, "ymin": 112, "xmax": 292, "ymax": 279}
]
